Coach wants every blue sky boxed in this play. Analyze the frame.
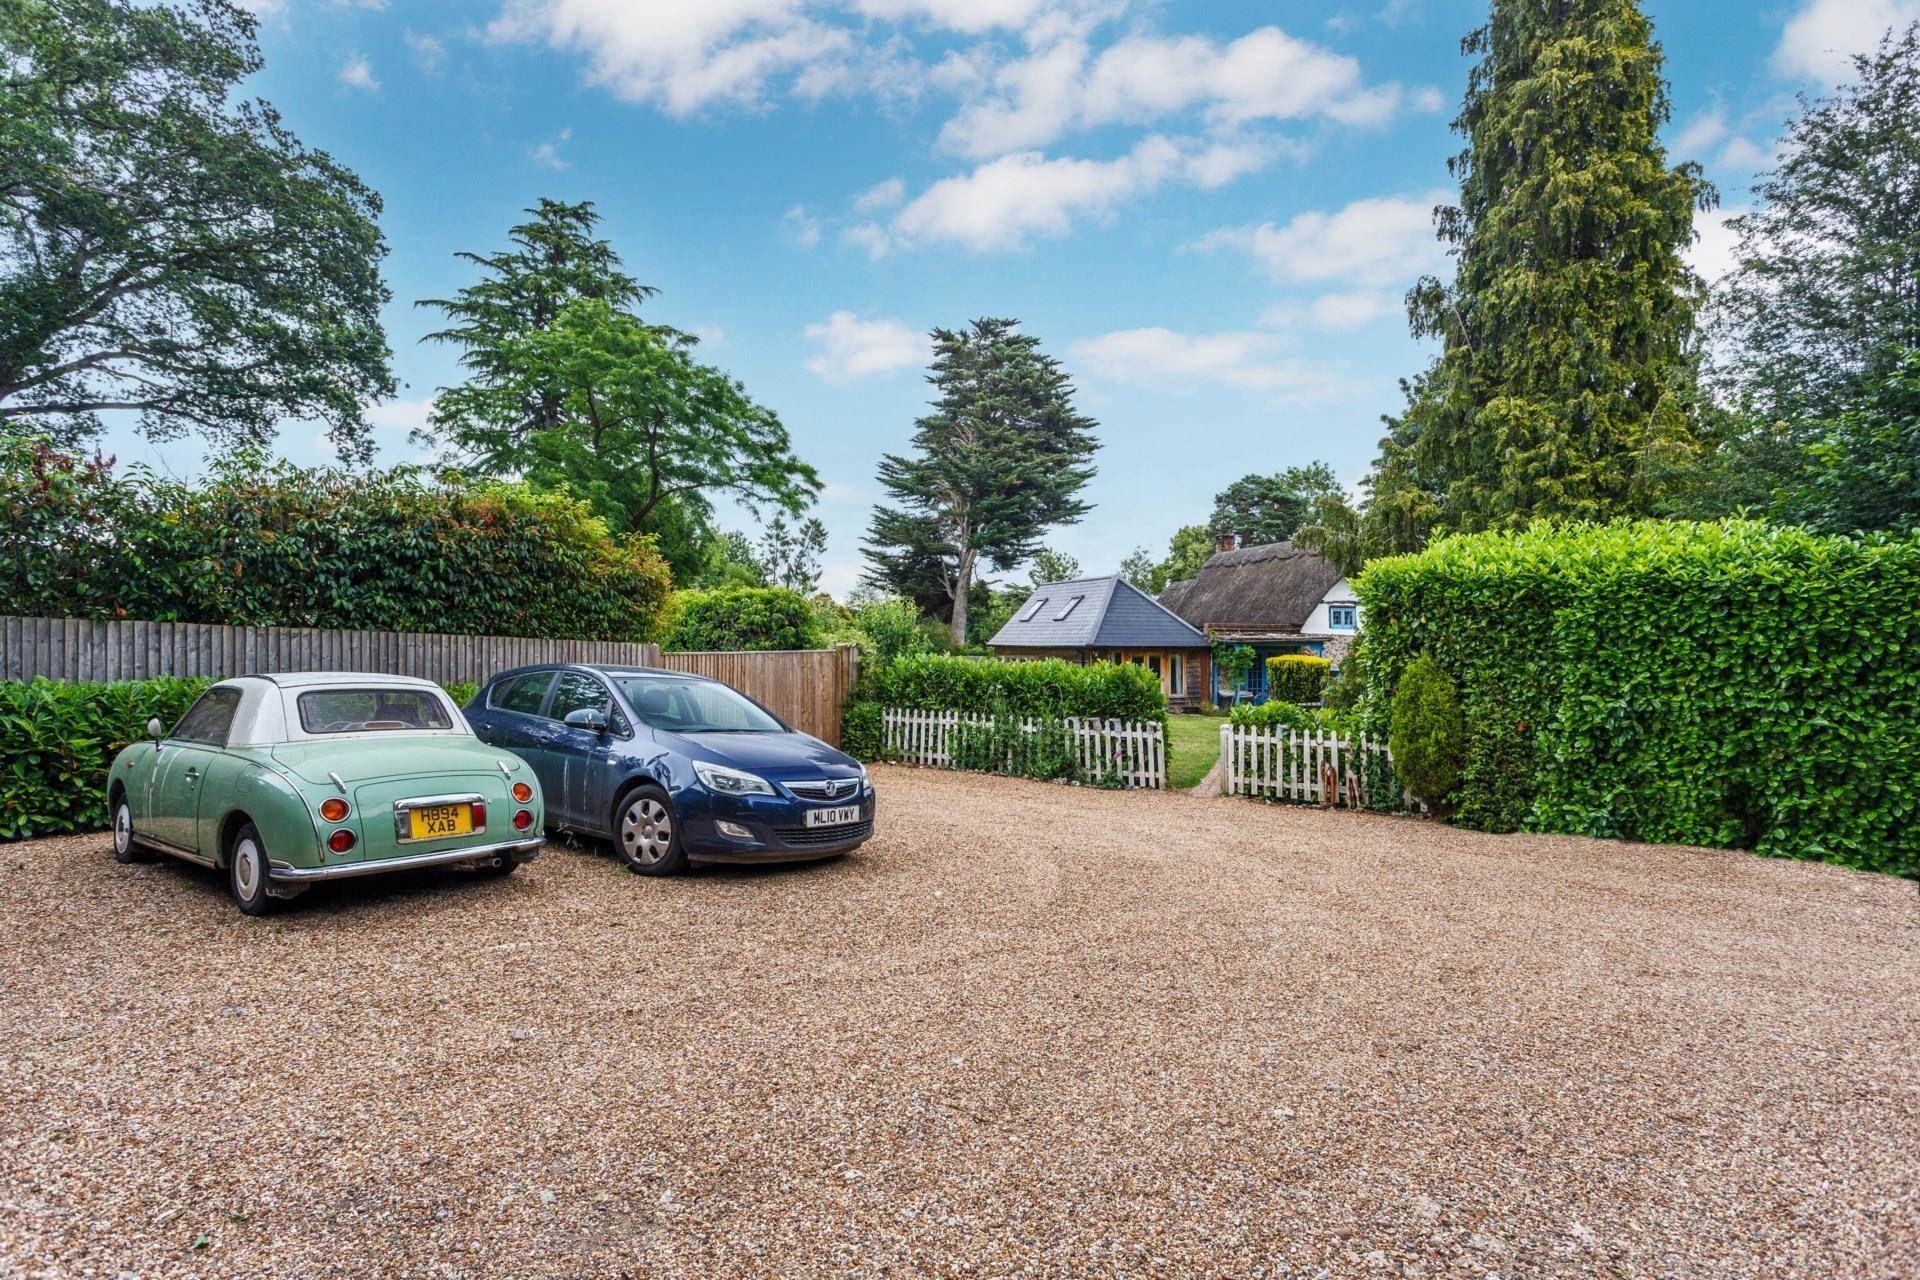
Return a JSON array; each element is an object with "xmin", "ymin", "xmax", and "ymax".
[{"xmin": 105, "ymin": 0, "xmax": 1895, "ymax": 597}]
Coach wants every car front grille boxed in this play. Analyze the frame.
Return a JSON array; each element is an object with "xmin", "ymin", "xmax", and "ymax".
[
  {"xmin": 785, "ymin": 779, "xmax": 863, "ymax": 801},
  {"xmin": 774, "ymin": 819, "xmax": 874, "ymax": 847}
]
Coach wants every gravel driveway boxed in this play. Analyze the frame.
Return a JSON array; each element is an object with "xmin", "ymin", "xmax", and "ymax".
[{"xmin": 3, "ymin": 766, "xmax": 1916, "ymax": 1279}]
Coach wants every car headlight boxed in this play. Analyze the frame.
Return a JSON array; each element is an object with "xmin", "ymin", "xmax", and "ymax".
[
  {"xmin": 691, "ymin": 761, "xmax": 776, "ymax": 796},
  {"xmin": 857, "ymin": 763, "xmax": 871, "ymax": 790}
]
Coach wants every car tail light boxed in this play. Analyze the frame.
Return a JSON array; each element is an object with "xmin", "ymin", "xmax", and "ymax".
[
  {"xmin": 471, "ymin": 800, "xmax": 487, "ymax": 829},
  {"xmin": 513, "ymin": 809, "xmax": 534, "ymax": 831},
  {"xmin": 327, "ymin": 828, "xmax": 356, "ymax": 854},
  {"xmin": 319, "ymin": 797, "xmax": 349, "ymax": 823},
  {"xmin": 511, "ymin": 782, "xmax": 533, "ymax": 803}
]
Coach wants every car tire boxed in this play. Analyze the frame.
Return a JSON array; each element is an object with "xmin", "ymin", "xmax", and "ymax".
[
  {"xmin": 111, "ymin": 794, "xmax": 151, "ymax": 864},
  {"xmin": 614, "ymin": 785, "xmax": 687, "ymax": 876},
  {"xmin": 227, "ymin": 822, "xmax": 277, "ymax": 916}
]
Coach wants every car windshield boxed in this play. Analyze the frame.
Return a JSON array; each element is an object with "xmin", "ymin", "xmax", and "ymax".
[
  {"xmin": 616, "ymin": 677, "xmax": 784, "ymax": 734},
  {"xmin": 297, "ymin": 688, "xmax": 454, "ymax": 734}
]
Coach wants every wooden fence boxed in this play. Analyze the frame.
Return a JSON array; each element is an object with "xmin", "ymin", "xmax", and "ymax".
[
  {"xmin": 0, "ymin": 616, "xmax": 859, "ymax": 746},
  {"xmin": 1222, "ymin": 721, "xmax": 1404, "ymax": 810},
  {"xmin": 882, "ymin": 707, "xmax": 1166, "ymax": 790}
]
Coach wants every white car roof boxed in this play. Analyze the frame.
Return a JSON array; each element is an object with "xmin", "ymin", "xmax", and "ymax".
[
  {"xmin": 203, "ymin": 674, "xmax": 470, "ymax": 747},
  {"xmin": 244, "ymin": 671, "xmax": 445, "ymax": 691}
]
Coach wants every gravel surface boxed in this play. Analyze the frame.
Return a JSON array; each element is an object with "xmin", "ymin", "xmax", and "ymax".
[{"xmin": 3, "ymin": 765, "xmax": 1916, "ymax": 1279}]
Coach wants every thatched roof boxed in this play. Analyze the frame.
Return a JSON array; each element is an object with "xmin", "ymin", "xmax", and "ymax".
[{"xmin": 1156, "ymin": 540, "xmax": 1342, "ymax": 630}]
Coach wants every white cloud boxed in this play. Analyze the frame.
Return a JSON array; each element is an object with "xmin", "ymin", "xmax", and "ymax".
[
  {"xmin": 847, "ymin": 0, "xmax": 1063, "ymax": 34},
  {"xmin": 406, "ymin": 31, "xmax": 447, "ymax": 74},
  {"xmin": 804, "ymin": 311, "xmax": 931, "ymax": 382},
  {"xmin": 1774, "ymin": 0, "xmax": 1917, "ymax": 82},
  {"xmin": 1069, "ymin": 327, "xmax": 1358, "ymax": 403},
  {"xmin": 873, "ymin": 134, "xmax": 1273, "ymax": 255},
  {"xmin": 529, "ymin": 127, "xmax": 573, "ymax": 169},
  {"xmin": 338, "ymin": 52, "xmax": 379, "ymax": 91},
  {"xmin": 852, "ymin": 176, "xmax": 906, "ymax": 213},
  {"xmin": 488, "ymin": 0, "xmax": 850, "ymax": 115},
  {"xmin": 1672, "ymin": 105, "xmax": 1728, "ymax": 159},
  {"xmin": 1307, "ymin": 290, "xmax": 1394, "ymax": 331},
  {"xmin": 1689, "ymin": 206, "xmax": 1749, "ymax": 287},
  {"xmin": 1194, "ymin": 190, "xmax": 1447, "ymax": 287},
  {"xmin": 940, "ymin": 26, "xmax": 1433, "ymax": 159},
  {"xmin": 1717, "ymin": 136, "xmax": 1770, "ymax": 172},
  {"xmin": 783, "ymin": 204, "xmax": 822, "ymax": 248}
]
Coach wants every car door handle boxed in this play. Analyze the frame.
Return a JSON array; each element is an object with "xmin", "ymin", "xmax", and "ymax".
[{"xmin": 183, "ymin": 768, "xmax": 200, "ymax": 783}]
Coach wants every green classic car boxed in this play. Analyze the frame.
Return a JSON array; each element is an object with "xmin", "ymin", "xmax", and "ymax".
[{"xmin": 107, "ymin": 673, "xmax": 545, "ymax": 914}]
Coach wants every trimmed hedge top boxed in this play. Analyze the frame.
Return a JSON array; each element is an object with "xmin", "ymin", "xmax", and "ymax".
[
  {"xmin": 863, "ymin": 655, "xmax": 1167, "ymax": 722},
  {"xmin": 1357, "ymin": 519, "xmax": 1920, "ymax": 875},
  {"xmin": 660, "ymin": 586, "xmax": 820, "ymax": 652}
]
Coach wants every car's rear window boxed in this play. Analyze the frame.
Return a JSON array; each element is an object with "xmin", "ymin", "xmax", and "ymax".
[{"xmin": 297, "ymin": 688, "xmax": 453, "ymax": 734}]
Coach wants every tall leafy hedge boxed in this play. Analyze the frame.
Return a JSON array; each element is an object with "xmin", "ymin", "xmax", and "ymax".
[
  {"xmin": 0, "ymin": 438, "xmax": 672, "ymax": 640},
  {"xmin": 0, "ymin": 677, "xmax": 211, "ymax": 840},
  {"xmin": 659, "ymin": 586, "xmax": 820, "ymax": 652},
  {"xmin": 1358, "ymin": 520, "xmax": 1920, "ymax": 875},
  {"xmin": 840, "ymin": 656, "xmax": 1166, "ymax": 760},
  {"xmin": 2, "ymin": 676, "xmax": 495, "ymax": 841}
]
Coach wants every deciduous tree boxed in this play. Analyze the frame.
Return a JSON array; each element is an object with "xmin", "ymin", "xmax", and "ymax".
[{"xmin": 0, "ymin": 0, "xmax": 394, "ymax": 458}]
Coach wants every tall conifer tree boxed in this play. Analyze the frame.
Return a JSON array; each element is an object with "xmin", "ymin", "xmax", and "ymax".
[
  {"xmin": 1364, "ymin": 0, "xmax": 1714, "ymax": 550},
  {"xmin": 864, "ymin": 319, "xmax": 1099, "ymax": 645}
]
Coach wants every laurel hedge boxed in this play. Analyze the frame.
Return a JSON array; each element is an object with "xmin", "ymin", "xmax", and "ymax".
[
  {"xmin": 2, "ymin": 677, "xmax": 487, "ymax": 842},
  {"xmin": 839, "ymin": 655, "xmax": 1167, "ymax": 760},
  {"xmin": 1357, "ymin": 520, "xmax": 1920, "ymax": 876},
  {"xmin": 1, "ymin": 438, "xmax": 672, "ymax": 641}
]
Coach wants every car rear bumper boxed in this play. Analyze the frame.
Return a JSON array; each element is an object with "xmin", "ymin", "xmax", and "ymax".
[{"xmin": 268, "ymin": 836, "xmax": 544, "ymax": 882}]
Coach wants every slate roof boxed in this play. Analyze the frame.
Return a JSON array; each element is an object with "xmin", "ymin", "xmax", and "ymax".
[
  {"xmin": 1156, "ymin": 540, "xmax": 1343, "ymax": 630},
  {"xmin": 988, "ymin": 576, "xmax": 1209, "ymax": 650}
]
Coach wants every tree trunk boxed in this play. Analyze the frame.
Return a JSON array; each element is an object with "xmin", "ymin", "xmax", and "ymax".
[{"xmin": 949, "ymin": 548, "xmax": 974, "ymax": 647}]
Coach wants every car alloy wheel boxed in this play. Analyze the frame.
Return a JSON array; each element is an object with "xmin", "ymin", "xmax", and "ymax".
[{"xmin": 619, "ymin": 795, "xmax": 674, "ymax": 868}]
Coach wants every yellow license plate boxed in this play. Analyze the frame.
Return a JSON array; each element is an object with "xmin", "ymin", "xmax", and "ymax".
[{"xmin": 408, "ymin": 804, "xmax": 473, "ymax": 841}]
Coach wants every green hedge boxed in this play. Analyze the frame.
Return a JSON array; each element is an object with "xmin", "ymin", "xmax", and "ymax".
[
  {"xmin": 2, "ymin": 438, "xmax": 673, "ymax": 640},
  {"xmin": 0, "ymin": 677, "xmax": 212, "ymax": 840},
  {"xmin": 1265, "ymin": 655, "xmax": 1331, "ymax": 704},
  {"xmin": 1358, "ymin": 520, "xmax": 1920, "ymax": 875},
  {"xmin": 660, "ymin": 586, "xmax": 820, "ymax": 652},
  {"xmin": 840, "ymin": 655, "xmax": 1167, "ymax": 762},
  {"xmin": 2, "ymin": 677, "xmax": 492, "ymax": 842},
  {"xmin": 865, "ymin": 655, "xmax": 1166, "ymax": 720}
]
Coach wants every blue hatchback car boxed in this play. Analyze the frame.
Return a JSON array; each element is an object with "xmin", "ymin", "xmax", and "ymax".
[{"xmin": 466, "ymin": 664, "xmax": 874, "ymax": 875}]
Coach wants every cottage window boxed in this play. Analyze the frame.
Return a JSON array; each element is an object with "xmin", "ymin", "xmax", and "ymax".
[
  {"xmin": 1019, "ymin": 596, "xmax": 1048, "ymax": 622},
  {"xmin": 1053, "ymin": 595, "xmax": 1085, "ymax": 621},
  {"xmin": 1329, "ymin": 603, "xmax": 1357, "ymax": 630}
]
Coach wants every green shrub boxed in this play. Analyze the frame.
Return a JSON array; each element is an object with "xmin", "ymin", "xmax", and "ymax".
[
  {"xmin": 443, "ymin": 682, "xmax": 480, "ymax": 709},
  {"xmin": 0, "ymin": 677, "xmax": 212, "ymax": 840},
  {"xmin": 1265, "ymin": 655, "xmax": 1331, "ymax": 704},
  {"xmin": 839, "ymin": 700, "xmax": 884, "ymax": 760},
  {"xmin": 851, "ymin": 597, "xmax": 929, "ymax": 663},
  {"xmin": 864, "ymin": 655, "xmax": 1166, "ymax": 722},
  {"xmin": 1229, "ymin": 700, "xmax": 1320, "ymax": 731},
  {"xmin": 1323, "ymin": 639, "xmax": 1369, "ymax": 714},
  {"xmin": 1358, "ymin": 519, "xmax": 1920, "ymax": 874},
  {"xmin": 0, "ymin": 438, "xmax": 673, "ymax": 640},
  {"xmin": 660, "ymin": 586, "xmax": 820, "ymax": 652},
  {"xmin": 1389, "ymin": 655, "xmax": 1465, "ymax": 810},
  {"xmin": 951, "ymin": 713, "xmax": 1086, "ymax": 783}
]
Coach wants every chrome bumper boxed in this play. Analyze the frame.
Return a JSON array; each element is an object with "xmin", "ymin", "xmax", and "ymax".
[{"xmin": 268, "ymin": 836, "xmax": 544, "ymax": 882}]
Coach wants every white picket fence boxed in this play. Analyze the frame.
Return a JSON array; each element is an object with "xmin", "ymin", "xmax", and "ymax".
[
  {"xmin": 882, "ymin": 707, "xmax": 1166, "ymax": 790},
  {"xmin": 1222, "ymin": 721, "xmax": 1403, "ymax": 809}
]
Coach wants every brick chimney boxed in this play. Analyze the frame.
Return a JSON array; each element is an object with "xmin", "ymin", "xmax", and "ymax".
[{"xmin": 1215, "ymin": 531, "xmax": 1239, "ymax": 554}]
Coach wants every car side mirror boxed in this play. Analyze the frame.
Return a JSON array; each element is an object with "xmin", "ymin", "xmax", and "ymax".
[
  {"xmin": 563, "ymin": 708, "xmax": 608, "ymax": 734},
  {"xmin": 146, "ymin": 718, "xmax": 164, "ymax": 741}
]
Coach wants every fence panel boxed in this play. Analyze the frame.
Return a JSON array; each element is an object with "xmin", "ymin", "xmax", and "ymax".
[
  {"xmin": 1221, "ymin": 722, "xmax": 1404, "ymax": 811},
  {"xmin": 880, "ymin": 707, "xmax": 1165, "ymax": 789},
  {"xmin": 0, "ymin": 616, "xmax": 859, "ymax": 747}
]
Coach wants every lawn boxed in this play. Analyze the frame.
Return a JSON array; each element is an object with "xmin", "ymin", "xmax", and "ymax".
[{"xmin": 1166, "ymin": 711, "xmax": 1226, "ymax": 789}]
